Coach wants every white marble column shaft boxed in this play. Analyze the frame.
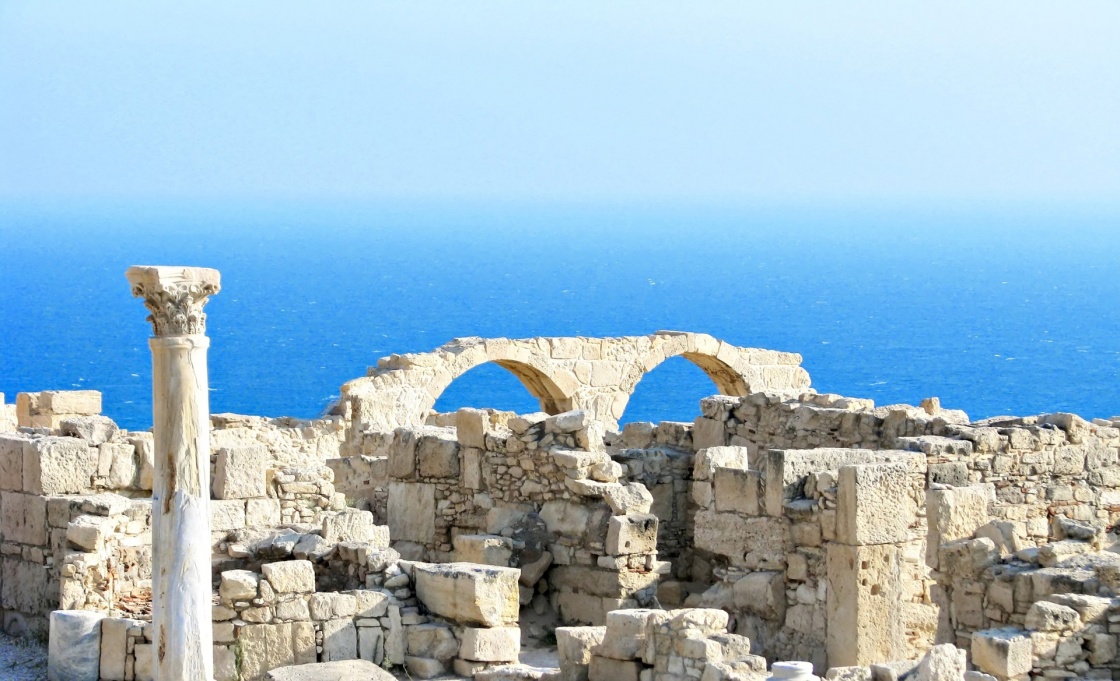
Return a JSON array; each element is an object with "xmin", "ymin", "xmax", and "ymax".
[{"xmin": 127, "ymin": 266, "xmax": 220, "ymax": 681}]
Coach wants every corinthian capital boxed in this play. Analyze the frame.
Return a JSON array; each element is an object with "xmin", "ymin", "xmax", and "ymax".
[{"xmin": 126, "ymin": 266, "xmax": 221, "ymax": 337}]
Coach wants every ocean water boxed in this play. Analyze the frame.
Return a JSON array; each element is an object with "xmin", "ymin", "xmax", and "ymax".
[{"xmin": 1, "ymin": 201, "xmax": 1119, "ymax": 432}]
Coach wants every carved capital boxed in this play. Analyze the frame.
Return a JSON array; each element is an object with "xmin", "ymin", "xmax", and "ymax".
[{"xmin": 126, "ymin": 266, "xmax": 221, "ymax": 337}]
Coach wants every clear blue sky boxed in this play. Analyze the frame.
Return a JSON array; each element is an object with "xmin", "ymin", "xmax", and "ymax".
[{"xmin": 1, "ymin": 1, "xmax": 1118, "ymax": 204}]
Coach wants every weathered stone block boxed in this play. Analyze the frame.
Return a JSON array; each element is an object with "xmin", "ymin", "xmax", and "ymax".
[
  {"xmin": 413, "ymin": 562, "xmax": 520, "ymax": 626},
  {"xmin": 407, "ymin": 623, "xmax": 459, "ymax": 661},
  {"xmin": 387, "ymin": 482, "xmax": 435, "ymax": 543},
  {"xmin": 220, "ymin": 569, "xmax": 260, "ymax": 602},
  {"xmin": 605, "ymin": 514, "xmax": 657, "ymax": 556},
  {"xmin": 212, "ymin": 445, "xmax": 269, "ymax": 499},
  {"xmin": 0, "ymin": 491, "xmax": 48, "ymax": 545},
  {"xmin": 836, "ymin": 463, "xmax": 911, "ymax": 546},
  {"xmin": 262, "ymin": 560, "xmax": 316, "ymax": 594},
  {"xmin": 417, "ymin": 434, "xmax": 459, "ymax": 478},
  {"xmin": 826, "ymin": 543, "xmax": 904, "ymax": 666},
  {"xmin": 971, "ymin": 628, "xmax": 1032, "ymax": 678},
  {"xmin": 694, "ymin": 511, "xmax": 788, "ymax": 568},
  {"xmin": 693, "ymin": 447, "xmax": 749, "ymax": 481},
  {"xmin": 454, "ymin": 534, "xmax": 514, "ymax": 566},
  {"xmin": 41, "ymin": 390, "xmax": 102, "ymax": 416},
  {"xmin": 456, "ymin": 408, "xmax": 489, "ymax": 449},
  {"xmin": 310, "ymin": 593, "xmax": 358, "ymax": 620},
  {"xmin": 0, "ymin": 433, "xmax": 29, "ymax": 490},
  {"xmin": 322, "ymin": 619, "xmax": 358, "ymax": 661},
  {"xmin": 322, "ymin": 509, "xmax": 379, "ymax": 543},
  {"xmin": 596, "ymin": 609, "xmax": 656, "ymax": 660},
  {"xmin": 100, "ymin": 617, "xmax": 143, "ymax": 681},
  {"xmin": 459, "ymin": 626, "xmax": 520, "ymax": 662},
  {"xmin": 589, "ymin": 655, "xmax": 641, "ymax": 681},
  {"xmin": 60, "ymin": 415, "xmax": 118, "ymax": 445},
  {"xmin": 211, "ymin": 499, "xmax": 247, "ymax": 532},
  {"xmin": 557, "ymin": 626, "xmax": 606, "ymax": 681},
  {"xmin": 66, "ymin": 514, "xmax": 114, "ymax": 551},
  {"xmin": 713, "ymin": 467, "xmax": 760, "ymax": 515},
  {"xmin": 23, "ymin": 436, "xmax": 94, "ymax": 494},
  {"xmin": 926, "ymin": 486, "xmax": 990, "ymax": 568},
  {"xmin": 247, "ymin": 498, "xmax": 282, "ymax": 526}
]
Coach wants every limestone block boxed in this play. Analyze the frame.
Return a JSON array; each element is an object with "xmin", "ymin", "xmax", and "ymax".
[
  {"xmin": 971, "ymin": 628, "xmax": 1032, "ymax": 679},
  {"xmin": 60, "ymin": 415, "xmax": 118, "ymax": 445},
  {"xmin": 407, "ymin": 623, "xmax": 459, "ymax": 661},
  {"xmin": 0, "ymin": 491, "xmax": 48, "ymax": 545},
  {"xmin": 41, "ymin": 390, "xmax": 102, "ymax": 415},
  {"xmin": 322, "ymin": 509, "xmax": 376, "ymax": 543},
  {"xmin": 764, "ymin": 449, "xmax": 922, "ymax": 517},
  {"xmin": 588, "ymin": 655, "xmax": 641, "ymax": 681},
  {"xmin": 692, "ymin": 417, "xmax": 727, "ymax": 450},
  {"xmin": 220, "ymin": 569, "xmax": 260, "ymax": 602},
  {"xmin": 413, "ymin": 562, "xmax": 520, "ymax": 626},
  {"xmin": 417, "ymin": 434, "xmax": 459, "ymax": 478},
  {"xmin": 214, "ymin": 645, "xmax": 238, "ymax": 681},
  {"xmin": 826, "ymin": 543, "xmax": 904, "ymax": 666},
  {"xmin": 247, "ymin": 498, "xmax": 282, "ymax": 526},
  {"xmin": 596, "ymin": 609, "xmax": 656, "ymax": 660},
  {"xmin": 459, "ymin": 626, "xmax": 521, "ymax": 662},
  {"xmin": 601, "ymin": 483, "xmax": 653, "ymax": 515},
  {"xmin": 47, "ymin": 610, "xmax": 104, "ymax": 681},
  {"xmin": 694, "ymin": 511, "xmax": 789, "ymax": 568},
  {"xmin": 456, "ymin": 408, "xmax": 489, "ymax": 448},
  {"xmin": 0, "ymin": 557, "xmax": 50, "ymax": 613},
  {"xmin": 134, "ymin": 643, "xmax": 154, "ymax": 681},
  {"xmin": 211, "ymin": 499, "xmax": 247, "ymax": 531},
  {"xmin": 266, "ymin": 659, "xmax": 396, "ymax": 681},
  {"xmin": 557, "ymin": 626, "xmax": 606, "ymax": 681},
  {"xmin": 732, "ymin": 571, "xmax": 786, "ymax": 620},
  {"xmin": 262, "ymin": 560, "xmax": 316, "ymax": 594},
  {"xmin": 387, "ymin": 482, "xmax": 436, "ymax": 543},
  {"xmin": 128, "ymin": 432, "xmax": 155, "ymax": 490},
  {"xmin": 1024, "ymin": 601, "xmax": 1081, "ymax": 632},
  {"xmin": 23, "ymin": 436, "xmax": 95, "ymax": 494},
  {"xmin": 359, "ymin": 625, "xmax": 385, "ymax": 663},
  {"xmin": 212, "ymin": 445, "xmax": 269, "ymax": 499},
  {"xmin": 405, "ymin": 656, "xmax": 446, "ymax": 679},
  {"xmin": 355, "ymin": 589, "xmax": 390, "ymax": 617},
  {"xmin": 836, "ymin": 463, "xmax": 911, "ymax": 546},
  {"xmin": 549, "ymin": 565, "xmax": 660, "ymax": 599},
  {"xmin": 310, "ymin": 593, "xmax": 358, "ymax": 620},
  {"xmin": 713, "ymin": 467, "xmax": 760, "ymax": 515},
  {"xmin": 322, "ymin": 619, "xmax": 359, "ymax": 661},
  {"xmin": 693, "ymin": 446, "xmax": 750, "ymax": 481},
  {"xmin": 926, "ymin": 486, "xmax": 990, "ymax": 568},
  {"xmin": 388, "ymin": 428, "xmax": 418, "ymax": 480},
  {"xmin": 66, "ymin": 514, "xmax": 115, "ymax": 551},
  {"xmin": 0, "ymin": 433, "xmax": 29, "ymax": 490},
  {"xmin": 548, "ymin": 410, "xmax": 591, "ymax": 433},
  {"xmin": 454, "ymin": 534, "xmax": 514, "ymax": 566},
  {"xmin": 914, "ymin": 644, "xmax": 966, "ymax": 681},
  {"xmin": 519, "ymin": 550, "xmax": 553, "ymax": 587},
  {"xmin": 100, "ymin": 617, "xmax": 143, "ymax": 681},
  {"xmin": 541, "ymin": 500, "xmax": 592, "ymax": 538},
  {"xmin": 104, "ymin": 441, "xmax": 138, "ymax": 488},
  {"xmin": 240, "ymin": 622, "xmax": 301, "ymax": 680},
  {"xmin": 606, "ymin": 514, "xmax": 658, "ymax": 556},
  {"xmin": 276, "ymin": 598, "xmax": 311, "ymax": 621}
]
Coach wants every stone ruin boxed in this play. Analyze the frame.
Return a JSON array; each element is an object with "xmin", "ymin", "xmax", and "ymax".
[{"xmin": 4, "ymin": 330, "xmax": 1120, "ymax": 681}]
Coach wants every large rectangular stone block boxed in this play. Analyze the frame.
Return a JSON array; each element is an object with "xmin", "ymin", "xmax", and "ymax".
[
  {"xmin": 387, "ymin": 481, "xmax": 435, "ymax": 543},
  {"xmin": 926, "ymin": 486, "xmax": 991, "ymax": 568},
  {"xmin": 826, "ymin": 543, "xmax": 905, "ymax": 667},
  {"xmin": 239, "ymin": 622, "xmax": 315, "ymax": 680},
  {"xmin": 0, "ymin": 433, "xmax": 29, "ymax": 490},
  {"xmin": 459, "ymin": 626, "xmax": 520, "ymax": 662},
  {"xmin": 41, "ymin": 390, "xmax": 102, "ymax": 416},
  {"xmin": 23, "ymin": 437, "xmax": 95, "ymax": 494},
  {"xmin": 694, "ymin": 510, "xmax": 789, "ymax": 569},
  {"xmin": 835, "ymin": 463, "xmax": 911, "ymax": 546},
  {"xmin": 413, "ymin": 562, "xmax": 520, "ymax": 626},
  {"xmin": 453, "ymin": 534, "xmax": 514, "ymax": 566},
  {"xmin": 971, "ymin": 627, "xmax": 1032, "ymax": 678},
  {"xmin": 0, "ymin": 491, "xmax": 48, "ymax": 545},
  {"xmin": 212, "ymin": 445, "xmax": 269, "ymax": 499},
  {"xmin": 605, "ymin": 514, "xmax": 657, "ymax": 556},
  {"xmin": 322, "ymin": 619, "xmax": 358, "ymax": 661},
  {"xmin": 713, "ymin": 467, "xmax": 761, "ymax": 515},
  {"xmin": 557, "ymin": 626, "xmax": 606, "ymax": 681},
  {"xmin": 764, "ymin": 449, "xmax": 922, "ymax": 517}
]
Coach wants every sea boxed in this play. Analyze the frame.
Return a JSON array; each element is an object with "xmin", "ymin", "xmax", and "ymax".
[{"xmin": 2, "ymin": 201, "xmax": 1119, "ymax": 432}]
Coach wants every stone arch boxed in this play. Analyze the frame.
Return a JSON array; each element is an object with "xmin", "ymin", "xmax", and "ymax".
[
  {"xmin": 434, "ymin": 356, "xmax": 577, "ymax": 417},
  {"xmin": 611, "ymin": 332, "xmax": 752, "ymax": 423}
]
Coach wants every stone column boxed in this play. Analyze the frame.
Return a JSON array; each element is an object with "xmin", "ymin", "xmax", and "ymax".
[{"xmin": 126, "ymin": 266, "xmax": 220, "ymax": 681}]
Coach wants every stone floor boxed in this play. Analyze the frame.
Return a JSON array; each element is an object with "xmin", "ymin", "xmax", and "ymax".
[{"xmin": 0, "ymin": 632, "xmax": 48, "ymax": 680}]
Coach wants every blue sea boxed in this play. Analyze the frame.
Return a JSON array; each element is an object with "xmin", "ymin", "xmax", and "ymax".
[{"xmin": 2, "ymin": 201, "xmax": 1119, "ymax": 432}]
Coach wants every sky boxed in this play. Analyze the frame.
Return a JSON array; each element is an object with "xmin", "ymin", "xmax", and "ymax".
[{"xmin": 1, "ymin": 1, "xmax": 1118, "ymax": 205}]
